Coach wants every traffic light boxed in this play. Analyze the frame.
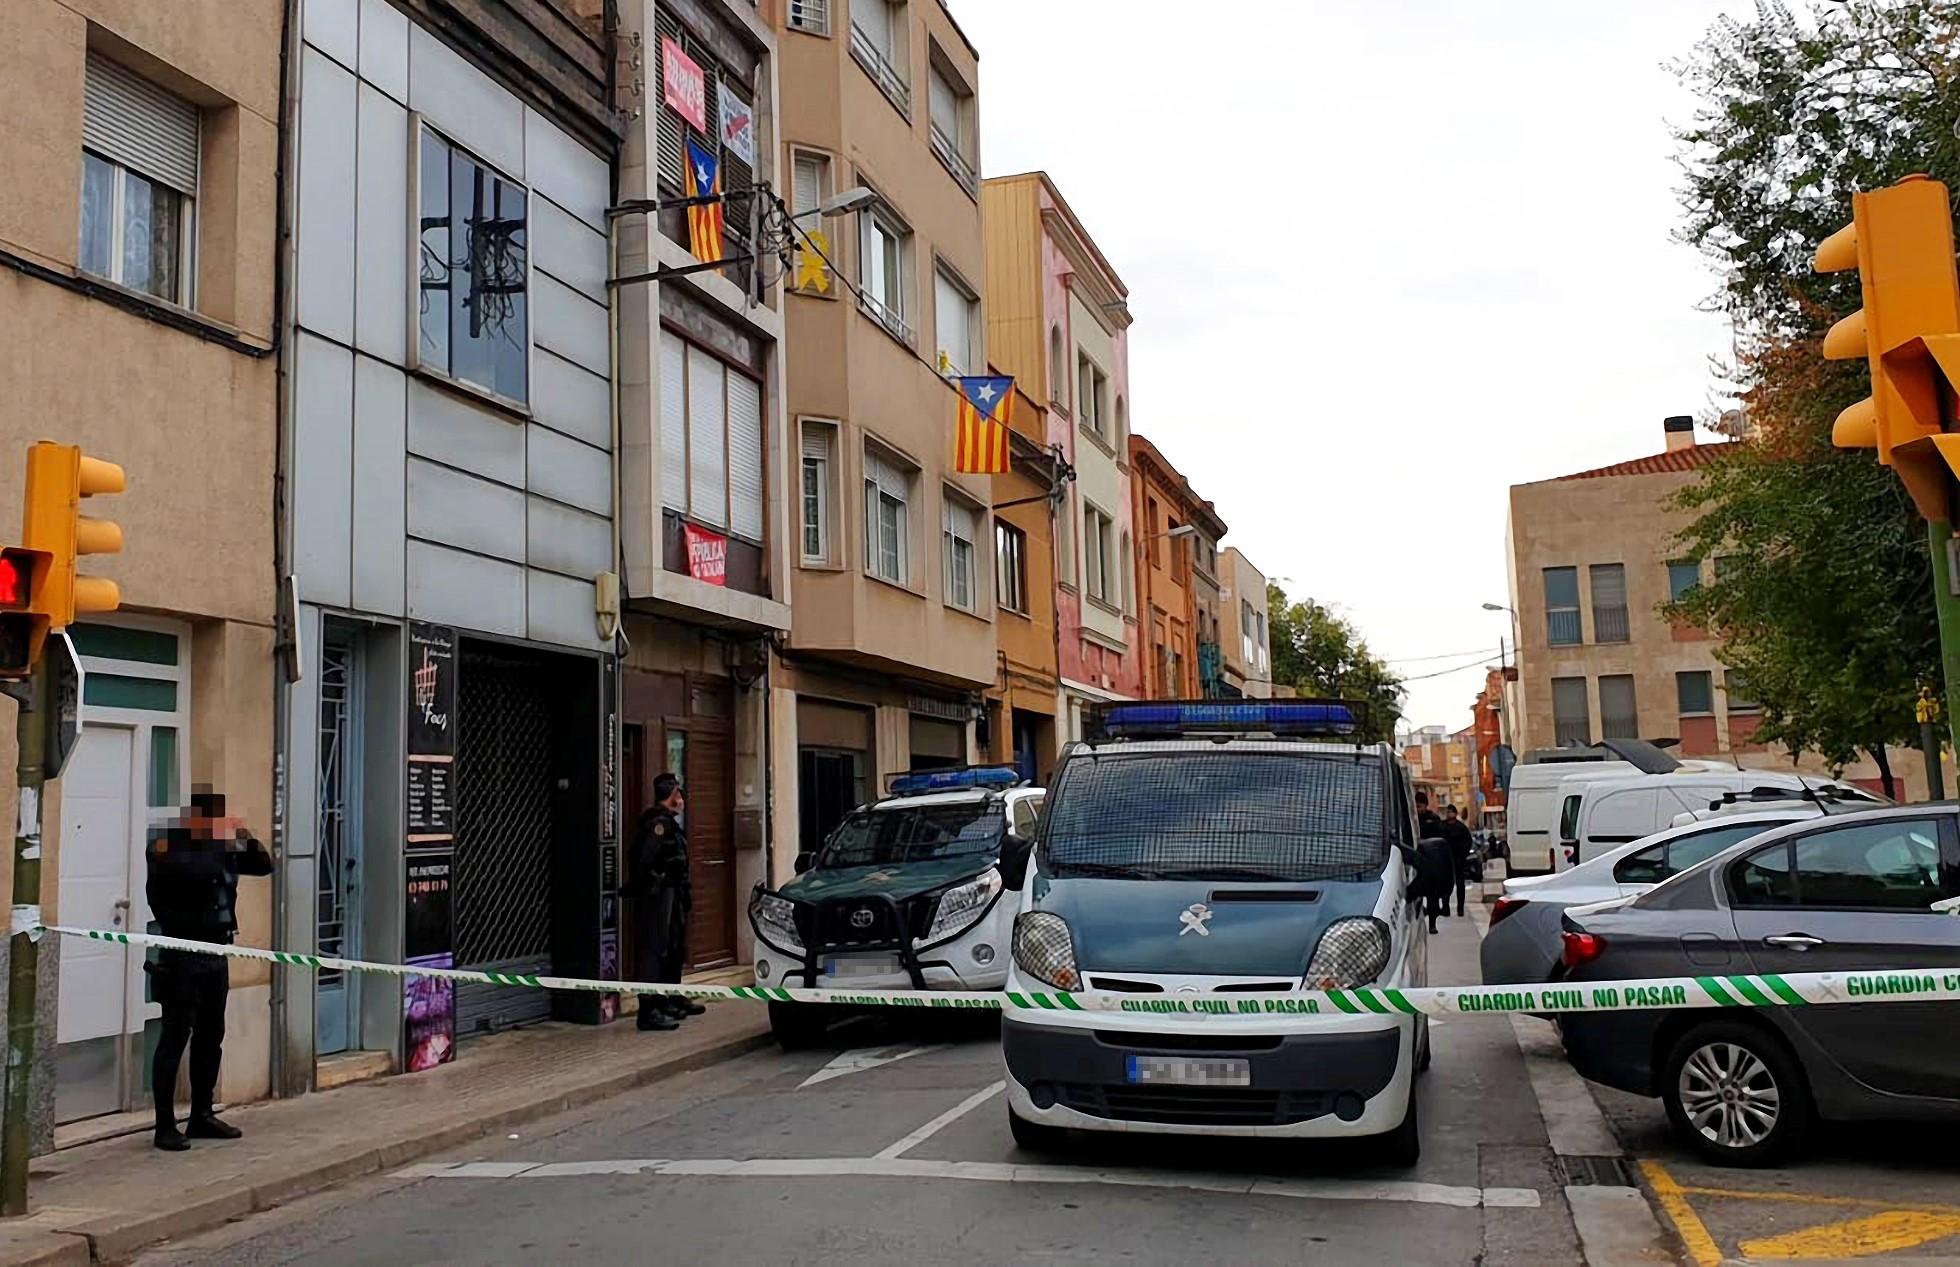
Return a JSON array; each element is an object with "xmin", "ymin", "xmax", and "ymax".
[
  {"xmin": 21, "ymin": 440, "xmax": 125, "ymax": 630},
  {"xmin": 0, "ymin": 547, "xmax": 51, "ymax": 678},
  {"xmin": 1815, "ymin": 174, "xmax": 1960, "ymax": 520}
]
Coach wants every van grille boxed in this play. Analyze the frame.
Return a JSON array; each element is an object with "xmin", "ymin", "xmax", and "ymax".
[{"xmin": 1055, "ymin": 1084, "xmax": 1327, "ymax": 1126}]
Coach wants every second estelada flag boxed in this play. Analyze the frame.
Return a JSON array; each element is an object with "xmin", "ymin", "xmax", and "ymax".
[
  {"xmin": 954, "ymin": 375, "xmax": 1014, "ymax": 474},
  {"xmin": 683, "ymin": 136, "xmax": 725, "ymax": 265}
]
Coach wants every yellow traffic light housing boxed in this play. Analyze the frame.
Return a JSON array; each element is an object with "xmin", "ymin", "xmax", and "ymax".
[
  {"xmin": 1815, "ymin": 175, "xmax": 1960, "ymax": 519},
  {"xmin": 21, "ymin": 441, "xmax": 125, "ymax": 631}
]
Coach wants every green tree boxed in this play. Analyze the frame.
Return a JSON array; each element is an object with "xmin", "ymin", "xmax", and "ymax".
[
  {"xmin": 1267, "ymin": 583, "xmax": 1403, "ymax": 741},
  {"xmin": 1663, "ymin": 0, "xmax": 1960, "ymax": 794}
]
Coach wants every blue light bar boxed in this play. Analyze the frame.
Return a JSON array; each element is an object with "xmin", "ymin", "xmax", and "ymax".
[
  {"xmin": 889, "ymin": 766, "xmax": 1022, "ymax": 796},
  {"xmin": 1091, "ymin": 700, "xmax": 1360, "ymax": 739}
]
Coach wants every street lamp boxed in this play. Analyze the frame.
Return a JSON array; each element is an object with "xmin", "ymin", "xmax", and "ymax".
[{"xmin": 789, "ymin": 185, "xmax": 878, "ymax": 224}]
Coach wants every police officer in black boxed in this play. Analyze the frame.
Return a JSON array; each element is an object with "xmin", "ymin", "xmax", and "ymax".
[
  {"xmin": 632, "ymin": 773, "xmax": 706, "ymax": 1030},
  {"xmin": 145, "ymin": 788, "xmax": 271, "ymax": 1151},
  {"xmin": 1441, "ymin": 805, "xmax": 1476, "ymax": 918}
]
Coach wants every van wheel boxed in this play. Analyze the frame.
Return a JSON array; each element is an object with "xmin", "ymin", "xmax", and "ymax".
[
  {"xmin": 1374, "ymin": 1078, "xmax": 1421, "ymax": 1167},
  {"xmin": 1008, "ymin": 1107, "xmax": 1067, "ymax": 1154},
  {"xmin": 1661, "ymin": 1021, "xmax": 1810, "ymax": 1167},
  {"xmin": 769, "ymin": 1001, "xmax": 829, "ymax": 1051},
  {"xmin": 1416, "ymin": 1016, "xmax": 1433, "ymax": 1074}
]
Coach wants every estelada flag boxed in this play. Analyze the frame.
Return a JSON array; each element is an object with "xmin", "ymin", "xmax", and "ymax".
[
  {"xmin": 954, "ymin": 375, "xmax": 1015, "ymax": 474},
  {"xmin": 683, "ymin": 136, "xmax": 725, "ymax": 265}
]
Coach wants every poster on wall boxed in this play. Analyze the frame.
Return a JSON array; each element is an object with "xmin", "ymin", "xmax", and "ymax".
[
  {"xmin": 403, "ymin": 851, "xmax": 455, "ymax": 1072},
  {"xmin": 684, "ymin": 523, "xmax": 728, "ymax": 586},
  {"xmin": 601, "ymin": 657, "xmax": 618, "ymax": 846},
  {"xmin": 407, "ymin": 623, "xmax": 457, "ymax": 845}
]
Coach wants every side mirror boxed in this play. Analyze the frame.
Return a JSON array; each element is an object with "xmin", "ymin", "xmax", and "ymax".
[
  {"xmin": 793, "ymin": 851, "xmax": 817, "ymax": 875},
  {"xmin": 1000, "ymin": 832, "xmax": 1034, "ymax": 891}
]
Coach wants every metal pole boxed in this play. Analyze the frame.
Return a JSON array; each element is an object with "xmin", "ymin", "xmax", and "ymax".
[
  {"xmin": 3, "ymin": 659, "xmax": 49, "ymax": 1216},
  {"xmin": 1927, "ymin": 519, "xmax": 1960, "ymax": 793}
]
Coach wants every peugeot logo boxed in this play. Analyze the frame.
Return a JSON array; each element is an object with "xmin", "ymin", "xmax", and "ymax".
[{"xmin": 849, "ymin": 908, "xmax": 876, "ymax": 930}]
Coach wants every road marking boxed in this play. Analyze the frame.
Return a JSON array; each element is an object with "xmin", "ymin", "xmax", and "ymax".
[
  {"xmin": 875, "ymin": 1081, "xmax": 1004, "ymax": 1159},
  {"xmin": 1740, "ymin": 1210, "xmax": 1960, "ymax": 1260},
  {"xmin": 1671, "ymin": 1182, "xmax": 1960, "ymax": 1216},
  {"xmin": 394, "ymin": 1156, "xmax": 1540, "ymax": 1209},
  {"xmin": 798, "ymin": 1044, "xmax": 946, "ymax": 1089},
  {"xmin": 1638, "ymin": 1160, "xmax": 1723, "ymax": 1267}
]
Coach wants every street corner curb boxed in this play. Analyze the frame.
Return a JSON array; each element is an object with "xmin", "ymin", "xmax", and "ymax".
[
  {"xmin": 0, "ymin": 1227, "xmax": 90, "ymax": 1267},
  {"xmin": 66, "ymin": 1185, "xmax": 254, "ymax": 1264}
]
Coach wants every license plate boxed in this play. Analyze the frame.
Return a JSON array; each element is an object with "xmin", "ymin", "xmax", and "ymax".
[
  {"xmin": 824, "ymin": 955, "xmax": 899, "ymax": 978},
  {"xmin": 1125, "ymin": 1055, "xmax": 1252, "ymax": 1087}
]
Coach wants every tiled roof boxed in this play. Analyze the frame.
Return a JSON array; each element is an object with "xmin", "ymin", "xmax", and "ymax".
[{"xmin": 1556, "ymin": 443, "xmax": 1735, "ymax": 481}]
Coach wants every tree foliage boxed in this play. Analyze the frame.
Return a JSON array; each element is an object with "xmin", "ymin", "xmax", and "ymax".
[
  {"xmin": 1267, "ymin": 583, "xmax": 1403, "ymax": 741},
  {"xmin": 1664, "ymin": 0, "xmax": 1960, "ymax": 782}
]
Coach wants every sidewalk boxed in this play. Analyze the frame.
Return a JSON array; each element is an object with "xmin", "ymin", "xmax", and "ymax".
[{"xmin": 1, "ymin": 1004, "xmax": 769, "ymax": 1266}]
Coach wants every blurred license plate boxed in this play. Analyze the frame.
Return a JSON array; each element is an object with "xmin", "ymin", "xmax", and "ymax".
[
  {"xmin": 1125, "ymin": 1055, "xmax": 1251, "ymax": 1087},
  {"xmin": 824, "ymin": 955, "xmax": 898, "ymax": 978}
]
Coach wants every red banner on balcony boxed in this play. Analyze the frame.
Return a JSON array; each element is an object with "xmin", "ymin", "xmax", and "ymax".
[
  {"xmin": 661, "ymin": 37, "xmax": 707, "ymax": 134},
  {"xmin": 684, "ymin": 522, "xmax": 727, "ymax": 586}
]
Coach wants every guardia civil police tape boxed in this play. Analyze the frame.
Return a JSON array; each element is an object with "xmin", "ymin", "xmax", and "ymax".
[{"xmin": 38, "ymin": 924, "xmax": 1960, "ymax": 1022}]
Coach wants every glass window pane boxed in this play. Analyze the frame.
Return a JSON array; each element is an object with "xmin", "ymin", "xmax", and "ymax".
[
  {"xmin": 418, "ymin": 131, "xmax": 452, "ymax": 374},
  {"xmin": 803, "ymin": 458, "xmax": 823, "ymax": 559},
  {"xmin": 1667, "ymin": 822, "xmax": 1778, "ymax": 874},
  {"xmin": 1614, "ymin": 844, "xmax": 1668, "ymax": 886},
  {"xmin": 147, "ymin": 726, "xmax": 179, "ymax": 807},
  {"xmin": 492, "ymin": 178, "xmax": 528, "ymax": 401},
  {"xmin": 84, "ymin": 673, "xmax": 177, "ymax": 711},
  {"xmin": 1551, "ymin": 676, "xmax": 1590, "ymax": 746},
  {"xmin": 1677, "ymin": 671, "xmax": 1713, "ymax": 715},
  {"xmin": 1599, "ymin": 674, "xmax": 1637, "ymax": 739},
  {"xmin": 1668, "ymin": 559, "xmax": 1701, "ymax": 603},
  {"xmin": 1543, "ymin": 566, "xmax": 1579, "ymax": 607},
  {"xmin": 1732, "ymin": 841, "xmax": 1794, "ymax": 904},
  {"xmin": 1791, "ymin": 821, "xmax": 1948, "ymax": 909},
  {"xmin": 120, "ymin": 168, "xmax": 155, "ymax": 295},
  {"xmin": 450, "ymin": 149, "xmax": 490, "ymax": 389},
  {"xmin": 1725, "ymin": 671, "xmax": 1759, "ymax": 712},
  {"xmin": 79, "ymin": 152, "xmax": 116, "ymax": 278}
]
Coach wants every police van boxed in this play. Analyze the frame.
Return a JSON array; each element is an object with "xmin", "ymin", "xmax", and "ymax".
[
  {"xmin": 748, "ymin": 766, "xmax": 1044, "ymax": 1049},
  {"xmin": 1001, "ymin": 701, "xmax": 1442, "ymax": 1165}
]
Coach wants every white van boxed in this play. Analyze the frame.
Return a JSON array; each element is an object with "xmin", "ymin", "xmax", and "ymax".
[
  {"xmin": 1505, "ymin": 760, "xmax": 1642, "ymax": 874},
  {"xmin": 1552, "ymin": 771, "xmax": 1885, "ymax": 870}
]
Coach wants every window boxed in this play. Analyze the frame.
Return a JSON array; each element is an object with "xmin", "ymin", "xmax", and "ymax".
[
  {"xmin": 1589, "ymin": 563, "xmax": 1629, "ymax": 643},
  {"xmin": 651, "ymin": 16, "xmax": 755, "ymax": 270},
  {"xmin": 1668, "ymin": 559, "xmax": 1702, "ymax": 603},
  {"xmin": 1615, "ymin": 822, "xmax": 1786, "ymax": 886},
  {"xmin": 1084, "ymin": 505, "xmax": 1116, "ymax": 605},
  {"xmin": 801, "ymin": 422, "xmax": 834, "ymax": 563},
  {"xmin": 864, "ymin": 446, "xmax": 912, "ymax": 585},
  {"xmin": 927, "ymin": 51, "xmax": 976, "ymax": 194},
  {"xmin": 942, "ymin": 494, "xmax": 979, "ymax": 612},
  {"xmin": 1011, "ymin": 794, "xmax": 1043, "ymax": 839},
  {"xmin": 850, "ymin": 0, "xmax": 909, "ymax": 112},
  {"xmin": 1055, "ymin": 488, "xmax": 1075, "ymax": 588},
  {"xmin": 1599, "ymin": 674, "xmax": 1638, "ymax": 739},
  {"xmin": 1557, "ymin": 793, "xmax": 1583, "ymax": 844},
  {"xmin": 791, "ymin": 150, "xmax": 830, "ymax": 218},
  {"xmin": 1170, "ymin": 520, "xmax": 1190, "ymax": 584},
  {"xmin": 1256, "ymin": 612, "xmax": 1269, "ymax": 674},
  {"xmin": 80, "ymin": 54, "xmax": 199, "ymax": 305},
  {"xmin": 1677, "ymin": 670, "xmax": 1714, "ymax": 716},
  {"xmin": 997, "ymin": 522, "xmax": 1028, "ymax": 613},
  {"xmin": 417, "ymin": 127, "xmax": 529, "ymax": 404},
  {"xmin": 1242, "ymin": 599, "xmax": 1258, "ymax": 664},
  {"xmin": 1731, "ymin": 820, "xmax": 1952, "ymax": 909},
  {"xmin": 659, "ymin": 338, "xmax": 765, "ymax": 540},
  {"xmin": 1713, "ymin": 554, "xmax": 1742, "ymax": 583},
  {"xmin": 933, "ymin": 265, "xmax": 977, "ymax": 375},
  {"xmin": 1551, "ymin": 676, "xmax": 1590, "ymax": 747},
  {"xmin": 1543, "ymin": 567, "xmax": 1580, "ymax": 646},
  {"xmin": 1078, "ymin": 354, "xmax": 1108, "ymax": 441},
  {"xmin": 788, "ymin": 0, "xmax": 830, "ymax": 35},
  {"xmin": 859, "ymin": 203, "xmax": 911, "ymax": 341},
  {"xmin": 1120, "ymin": 530, "xmax": 1134, "ymax": 613},
  {"xmin": 1724, "ymin": 671, "xmax": 1760, "ymax": 713},
  {"xmin": 1049, "ymin": 327, "xmax": 1066, "ymax": 406}
]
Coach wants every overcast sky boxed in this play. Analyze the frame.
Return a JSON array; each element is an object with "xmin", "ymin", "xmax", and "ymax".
[{"xmin": 953, "ymin": 0, "xmax": 1754, "ymax": 732}]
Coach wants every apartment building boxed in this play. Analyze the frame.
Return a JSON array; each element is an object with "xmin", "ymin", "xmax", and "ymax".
[
  {"xmin": 981, "ymin": 171, "xmax": 1142, "ymax": 737},
  {"xmin": 1129, "ymin": 434, "xmax": 1225, "ymax": 700},
  {"xmin": 1220, "ymin": 547, "xmax": 1272, "ymax": 698},
  {"xmin": 772, "ymin": 0, "xmax": 996, "ymax": 859},
  {"xmin": 616, "ymin": 0, "xmax": 785, "ymax": 975},
  {"xmin": 1505, "ymin": 416, "xmax": 1929, "ymax": 798},
  {"xmin": 279, "ymin": 0, "xmax": 625, "ymax": 1088},
  {"xmin": 980, "ymin": 383, "xmax": 1064, "ymax": 784},
  {"xmin": 0, "ymin": 0, "xmax": 282, "ymax": 1149}
]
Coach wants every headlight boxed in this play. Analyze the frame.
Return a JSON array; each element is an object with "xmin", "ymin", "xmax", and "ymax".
[
  {"xmin": 922, "ymin": 869, "xmax": 1002, "ymax": 944},
  {"xmin": 749, "ymin": 889, "xmax": 803, "ymax": 954},
  {"xmin": 1303, "ymin": 917, "xmax": 1391, "ymax": 990},
  {"xmin": 1012, "ymin": 912, "xmax": 1080, "ymax": 990}
]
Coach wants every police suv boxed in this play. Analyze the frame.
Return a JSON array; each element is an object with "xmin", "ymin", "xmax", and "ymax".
[
  {"xmin": 1002, "ymin": 701, "xmax": 1441, "ymax": 1165},
  {"xmin": 748, "ymin": 766, "xmax": 1045, "ymax": 1049}
]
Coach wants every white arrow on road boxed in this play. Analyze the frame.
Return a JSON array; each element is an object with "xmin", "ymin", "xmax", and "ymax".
[{"xmin": 798, "ymin": 1044, "xmax": 947, "ymax": 1089}]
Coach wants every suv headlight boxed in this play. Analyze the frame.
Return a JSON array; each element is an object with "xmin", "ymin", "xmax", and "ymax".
[
  {"xmin": 1012, "ymin": 911, "xmax": 1080, "ymax": 990},
  {"xmin": 1303, "ymin": 917, "xmax": 1391, "ymax": 990},
  {"xmin": 922, "ymin": 869, "xmax": 1002, "ymax": 944},
  {"xmin": 749, "ymin": 888, "xmax": 803, "ymax": 955}
]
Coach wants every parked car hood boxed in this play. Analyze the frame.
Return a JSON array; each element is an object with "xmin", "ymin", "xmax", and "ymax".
[{"xmin": 779, "ymin": 856, "xmax": 993, "ymax": 905}]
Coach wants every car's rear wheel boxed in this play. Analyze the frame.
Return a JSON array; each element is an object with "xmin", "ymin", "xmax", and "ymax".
[
  {"xmin": 1661, "ymin": 1022, "xmax": 1810, "ymax": 1167},
  {"xmin": 768, "ymin": 1001, "xmax": 830, "ymax": 1051},
  {"xmin": 1007, "ymin": 1106, "xmax": 1067, "ymax": 1154}
]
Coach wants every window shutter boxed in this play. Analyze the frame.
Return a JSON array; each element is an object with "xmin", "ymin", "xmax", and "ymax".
[
  {"xmin": 85, "ymin": 53, "xmax": 199, "ymax": 194},
  {"xmin": 854, "ymin": 0, "xmax": 892, "ymax": 55},
  {"xmin": 728, "ymin": 370, "xmax": 764, "ymax": 541},
  {"xmin": 943, "ymin": 497, "xmax": 974, "ymax": 546},
  {"xmin": 719, "ymin": 80, "xmax": 752, "ymax": 244},
  {"xmin": 653, "ymin": 11, "xmax": 685, "ymax": 186},
  {"xmin": 687, "ymin": 346, "xmax": 728, "ymax": 527},
  {"xmin": 792, "ymin": 152, "xmax": 825, "ymax": 216},
  {"xmin": 802, "ymin": 421, "xmax": 831, "ymax": 463},
  {"xmin": 929, "ymin": 67, "xmax": 957, "ymax": 137},
  {"xmin": 661, "ymin": 338, "xmax": 688, "ymax": 510}
]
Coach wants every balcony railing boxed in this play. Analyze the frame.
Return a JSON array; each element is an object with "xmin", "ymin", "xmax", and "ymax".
[
  {"xmin": 1546, "ymin": 608, "xmax": 1582, "ymax": 646},
  {"xmin": 850, "ymin": 24, "xmax": 911, "ymax": 115},
  {"xmin": 858, "ymin": 289, "xmax": 914, "ymax": 346},
  {"xmin": 1593, "ymin": 605, "xmax": 1630, "ymax": 643},
  {"xmin": 929, "ymin": 123, "xmax": 978, "ymax": 196}
]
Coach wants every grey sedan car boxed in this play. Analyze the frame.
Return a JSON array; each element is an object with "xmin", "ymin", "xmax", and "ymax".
[{"xmin": 1556, "ymin": 804, "xmax": 1960, "ymax": 1166}]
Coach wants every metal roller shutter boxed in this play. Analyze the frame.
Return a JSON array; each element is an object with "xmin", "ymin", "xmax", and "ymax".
[
  {"xmin": 84, "ymin": 53, "xmax": 199, "ymax": 194},
  {"xmin": 661, "ymin": 337, "xmax": 688, "ymax": 510},
  {"xmin": 687, "ymin": 346, "xmax": 728, "ymax": 527},
  {"xmin": 727, "ymin": 370, "xmax": 764, "ymax": 541}
]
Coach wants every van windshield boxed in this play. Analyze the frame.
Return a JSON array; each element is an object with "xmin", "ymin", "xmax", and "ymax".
[
  {"xmin": 818, "ymin": 802, "xmax": 1004, "ymax": 869},
  {"xmin": 1042, "ymin": 751, "xmax": 1386, "ymax": 882}
]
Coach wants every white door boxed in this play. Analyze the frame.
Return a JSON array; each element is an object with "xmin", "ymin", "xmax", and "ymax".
[{"xmin": 54, "ymin": 726, "xmax": 138, "ymax": 1121}]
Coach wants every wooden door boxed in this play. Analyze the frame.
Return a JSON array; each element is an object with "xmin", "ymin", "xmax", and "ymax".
[{"xmin": 682, "ymin": 721, "xmax": 736, "ymax": 970}]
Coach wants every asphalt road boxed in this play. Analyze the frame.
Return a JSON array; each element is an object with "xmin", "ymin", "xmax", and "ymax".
[{"xmin": 134, "ymin": 919, "xmax": 1599, "ymax": 1267}]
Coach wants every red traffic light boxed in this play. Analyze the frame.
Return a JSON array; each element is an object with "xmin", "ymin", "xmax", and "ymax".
[{"xmin": 0, "ymin": 548, "xmax": 35, "ymax": 609}]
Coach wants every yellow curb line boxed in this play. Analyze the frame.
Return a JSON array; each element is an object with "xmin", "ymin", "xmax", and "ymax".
[
  {"xmin": 1740, "ymin": 1209, "xmax": 1960, "ymax": 1260},
  {"xmin": 1639, "ymin": 1159, "xmax": 1724, "ymax": 1267},
  {"xmin": 1673, "ymin": 1183, "xmax": 1960, "ymax": 1218}
]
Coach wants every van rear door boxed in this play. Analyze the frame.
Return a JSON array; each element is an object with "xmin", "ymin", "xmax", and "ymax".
[{"xmin": 1578, "ymin": 787, "xmax": 1659, "ymax": 864}]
